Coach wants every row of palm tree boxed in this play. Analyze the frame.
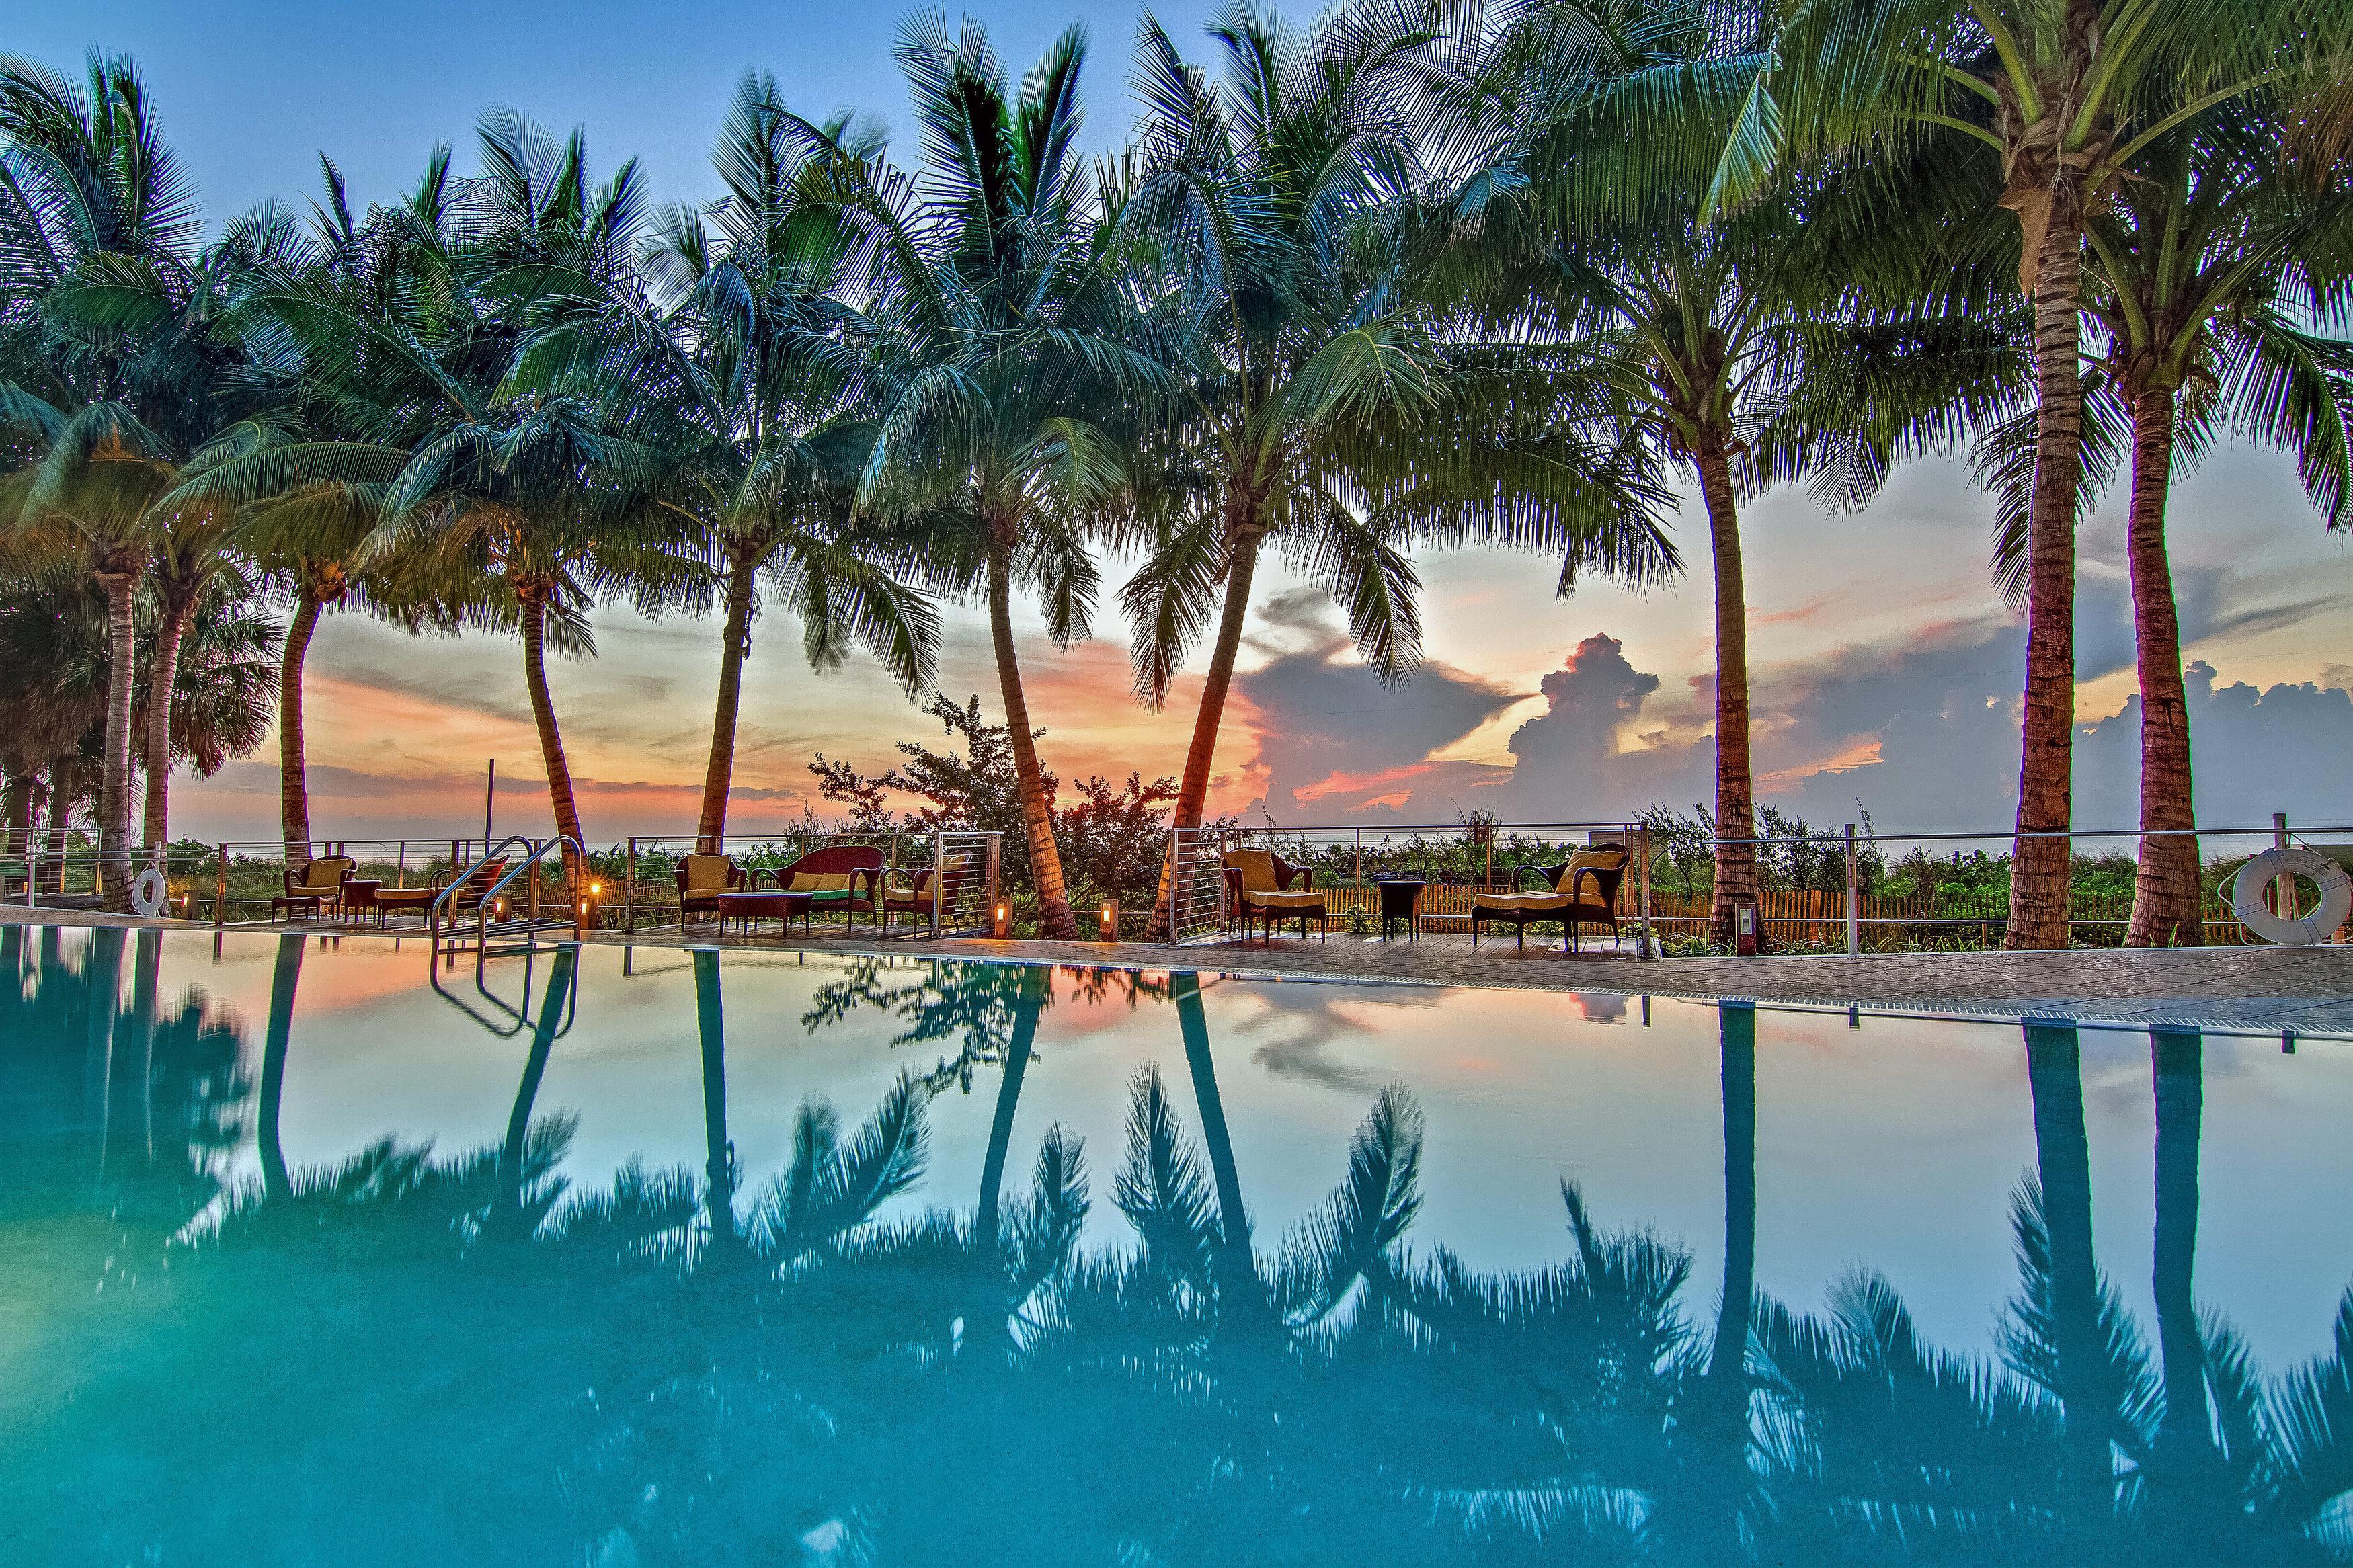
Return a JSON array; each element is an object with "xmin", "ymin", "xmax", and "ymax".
[
  {"xmin": 12, "ymin": 923, "xmax": 2353, "ymax": 1561},
  {"xmin": 3, "ymin": 0, "xmax": 2348, "ymax": 940}
]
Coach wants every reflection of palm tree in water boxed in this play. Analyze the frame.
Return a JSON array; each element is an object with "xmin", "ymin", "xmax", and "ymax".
[
  {"xmin": 692, "ymin": 948, "xmax": 739, "ymax": 1254},
  {"xmin": 257, "ymin": 932, "xmax": 302, "ymax": 1201}
]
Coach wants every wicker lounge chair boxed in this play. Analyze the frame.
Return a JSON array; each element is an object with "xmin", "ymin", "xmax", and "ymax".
[
  {"xmin": 676, "ymin": 854, "xmax": 746, "ymax": 926},
  {"xmin": 762, "ymin": 845, "xmax": 885, "ymax": 927},
  {"xmin": 882, "ymin": 854, "xmax": 969, "ymax": 929},
  {"xmin": 1223, "ymin": 848, "xmax": 1328, "ymax": 943},
  {"xmin": 1470, "ymin": 846, "xmax": 1629, "ymax": 951},
  {"xmin": 272, "ymin": 856, "xmax": 356, "ymax": 923}
]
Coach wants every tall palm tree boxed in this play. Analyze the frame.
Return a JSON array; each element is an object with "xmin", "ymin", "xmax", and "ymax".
[
  {"xmin": 1459, "ymin": 0, "xmax": 2018, "ymax": 940},
  {"xmin": 1757, "ymin": 0, "xmax": 2346, "ymax": 948},
  {"xmin": 1118, "ymin": 4, "xmax": 1677, "ymax": 933},
  {"xmin": 2064, "ymin": 100, "xmax": 2351, "ymax": 946},
  {"xmin": 0, "ymin": 54, "xmax": 204, "ymax": 906},
  {"xmin": 802, "ymin": 19, "xmax": 1162, "ymax": 938},
  {"xmin": 616, "ymin": 77, "xmax": 939, "ymax": 849},
  {"xmin": 167, "ymin": 153, "xmax": 482, "ymax": 861}
]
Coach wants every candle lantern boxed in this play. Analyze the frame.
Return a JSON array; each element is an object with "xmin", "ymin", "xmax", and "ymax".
[
  {"xmin": 992, "ymin": 901, "xmax": 1012, "ymax": 938},
  {"xmin": 1099, "ymin": 901, "xmax": 1118, "ymax": 942}
]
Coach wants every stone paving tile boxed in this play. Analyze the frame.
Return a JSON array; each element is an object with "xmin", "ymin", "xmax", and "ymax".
[{"xmin": 9, "ymin": 905, "xmax": 2350, "ymax": 1034}]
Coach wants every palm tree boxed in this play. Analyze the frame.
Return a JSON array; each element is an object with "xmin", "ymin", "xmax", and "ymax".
[
  {"xmin": 2073, "ymin": 101, "xmax": 2352, "ymax": 946},
  {"xmin": 0, "ymin": 55, "xmax": 201, "ymax": 906},
  {"xmin": 1757, "ymin": 0, "xmax": 2347, "ymax": 948},
  {"xmin": 166, "ymin": 154, "xmax": 481, "ymax": 861},
  {"xmin": 1457, "ymin": 0, "xmax": 2018, "ymax": 940},
  {"xmin": 616, "ymin": 77, "xmax": 939, "ymax": 850},
  {"xmin": 801, "ymin": 19, "xmax": 1162, "ymax": 938},
  {"xmin": 1114, "ymin": 6, "xmax": 1677, "ymax": 932}
]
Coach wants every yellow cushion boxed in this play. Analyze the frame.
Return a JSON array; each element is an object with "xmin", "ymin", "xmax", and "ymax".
[
  {"xmin": 1553, "ymin": 848, "xmax": 1628, "ymax": 895},
  {"xmin": 787, "ymin": 871, "xmax": 853, "ymax": 895},
  {"xmin": 1477, "ymin": 891, "xmax": 1572, "ymax": 912},
  {"xmin": 1224, "ymin": 849, "xmax": 1281, "ymax": 893},
  {"xmin": 682, "ymin": 854, "xmax": 736, "ymax": 893},
  {"xmin": 299, "ymin": 858, "xmax": 354, "ymax": 893},
  {"xmin": 1244, "ymin": 889, "xmax": 1324, "ymax": 910}
]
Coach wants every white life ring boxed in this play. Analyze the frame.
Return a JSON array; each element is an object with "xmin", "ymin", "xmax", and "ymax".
[
  {"xmin": 2231, "ymin": 848, "xmax": 2352, "ymax": 946},
  {"xmin": 130, "ymin": 866, "xmax": 169, "ymax": 919}
]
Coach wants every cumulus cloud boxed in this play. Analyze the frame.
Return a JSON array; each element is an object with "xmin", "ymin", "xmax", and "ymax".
[
  {"xmin": 1232, "ymin": 591, "xmax": 1519, "ymax": 818},
  {"xmin": 2075, "ymin": 666, "xmax": 2353, "ymax": 830}
]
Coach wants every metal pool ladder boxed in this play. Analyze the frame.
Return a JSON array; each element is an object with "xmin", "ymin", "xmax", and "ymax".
[{"xmin": 428, "ymin": 835, "xmax": 590, "ymax": 963}]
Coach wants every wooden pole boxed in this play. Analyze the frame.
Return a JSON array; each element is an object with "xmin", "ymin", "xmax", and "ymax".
[
  {"xmin": 214, "ymin": 843, "xmax": 227, "ymax": 928},
  {"xmin": 1844, "ymin": 823, "xmax": 1860, "ymax": 957}
]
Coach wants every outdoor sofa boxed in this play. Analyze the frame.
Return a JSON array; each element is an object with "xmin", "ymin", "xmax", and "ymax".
[{"xmin": 759, "ymin": 845, "xmax": 885, "ymax": 927}]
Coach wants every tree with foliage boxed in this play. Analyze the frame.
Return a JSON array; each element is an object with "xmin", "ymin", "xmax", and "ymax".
[
  {"xmin": 2008, "ymin": 93, "xmax": 2353, "ymax": 946},
  {"xmin": 1449, "ymin": 0, "xmax": 2019, "ymax": 940},
  {"xmin": 797, "ymin": 19, "xmax": 1164, "ymax": 938},
  {"xmin": 1113, "ymin": 1, "xmax": 1677, "ymax": 934},
  {"xmin": 1753, "ymin": 0, "xmax": 2350, "ymax": 946}
]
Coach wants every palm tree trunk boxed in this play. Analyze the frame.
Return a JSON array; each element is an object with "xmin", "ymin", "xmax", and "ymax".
[
  {"xmin": 95, "ymin": 568, "xmax": 141, "ymax": 911},
  {"xmin": 986, "ymin": 546, "xmax": 1076, "ymax": 938},
  {"xmin": 692, "ymin": 948, "xmax": 738, "ymax": 1254},
  {"xmin": 278, "ymin": 587, "xmax": 323, "ymax": 863},
  {"xmin": 1146, "ymin": 522, "xmax": 1264, "ymax": 939},
  {"xmin": 973, "ymin": 964, "xmax": 1049, "ymax": 1261},
  {"xmin": 41, "ymin": 757, "xmax": 79, "ymax": 896},
  {"xmin": 257, "ymin": 932, "xmax": 304, "ymax": 1203},
  {"xmin": 2123, "ymin": 386, "xmax": 2200, "ymax": 947},
  {"xmin": 694, "ymin": 545, "xmax": 760, "ymax": 853},
  {"xmin": 1696, "ymin": 446, "xmax": 1757, "ymax": 946},
  {"xmin": 2024, "ymin": 1021, "xmax": 2111, "ymax": 1519},
  {"xmin": 517, "ymin": 586, "xmax": 586, "ymax": 852},
  {"xmin": 2150, "ymin": 1029, "xmax": 2210, "ymax": 1469},
  {"xmin": 141, "ymin": 583, "xmax": 196, "ymax": 856},
  {"xmin": 2007, "ymin": 210, "xmax": 2089, "ymax": 950}
]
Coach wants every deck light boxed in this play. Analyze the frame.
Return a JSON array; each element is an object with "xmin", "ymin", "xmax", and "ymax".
[
  {"xmin": 992, "ymin": 901, "xmax": 1011, "ymax": 938},
  {"xmin": 1099, "ymin": 901, "xmax": 1117, "ymax": 942}
]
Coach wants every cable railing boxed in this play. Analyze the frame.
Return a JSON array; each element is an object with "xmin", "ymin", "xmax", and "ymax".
[
  {"xmin": 10, "ymin": 814, "xmax": 2346, "ymax": 954},
  {"xmin": 1163, "ymin": 815, "xmax": 2353, "ymax": 953}
]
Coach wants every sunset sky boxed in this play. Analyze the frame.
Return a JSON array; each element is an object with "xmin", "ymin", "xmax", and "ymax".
[{"xmin": 25, "ymin": 1, "xmax": 2353, "ymax": 848}]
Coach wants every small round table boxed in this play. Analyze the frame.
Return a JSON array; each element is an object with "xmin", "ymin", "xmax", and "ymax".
[
  {"xmin": 1374, "ymin": 878, "xmax": 1425, "ymax": 941},
  {"xmin": 340, "ymin": 878, "xmax": 384, "ymax": 927},
  {"xmin": 717, "ymin": 888, "xmax": 815, "ymax": 938}
]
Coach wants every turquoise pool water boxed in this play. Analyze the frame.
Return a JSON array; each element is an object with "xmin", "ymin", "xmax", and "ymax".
[{"xmin": 7, "ymin": 923, "xmax": 2352, "ymax": 1565}]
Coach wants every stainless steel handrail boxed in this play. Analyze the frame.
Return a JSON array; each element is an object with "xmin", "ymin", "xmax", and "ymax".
[{"xmin": 430, "ymin": 834, "xmax": 586, "ymax": 959}]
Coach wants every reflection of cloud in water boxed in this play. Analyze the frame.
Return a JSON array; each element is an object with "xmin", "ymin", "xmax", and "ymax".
[
  {"xmin": 1219, "ymin": 981, "xmax": 1445, "ymax": 1092},
  {"xmin": 1573, "ymin": 992, "xmax": 1628, "ymax": 1026}
]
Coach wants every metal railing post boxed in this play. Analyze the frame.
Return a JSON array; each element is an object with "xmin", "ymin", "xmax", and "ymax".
[
  {"xmin": 1843, "ymin": 823, "xmax": 1860, "ymax": 958},
  {"xmin": 1636, "ymin": 822, "xmax": 1655, "ymax": 960},
  {"xmin": 528, "ymin": 839, "xmax": 541, "ymax": 933},
  {"xmin": 397, "ymin": 840, "xmax": 407, "ymax": 889},
  {"xmin": 1354, "ymin": 828, "xmax": 1363, "ymax": 891},
  {"xmin": 1168, "ymin": 829, "xmax": 1181, "ymax": 942},
  {"xmin": 930, "ymin": 836, "xmax": 945, "ymax": 938},
  {"xmin": 986, "ymin": 832, "xmax": 1000, "ymax": 915},
  {"xmin": 623, "ymin": 836, "xmax": 637, "ymax": 933},
  {"xmin": 214, "ymin": 843, "xmax": 227, "ymax": 927}
]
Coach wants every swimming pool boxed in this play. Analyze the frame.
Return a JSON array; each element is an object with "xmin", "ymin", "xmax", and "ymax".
[{"xmin": 7, "ymin": 923, "xmax": 2351, "ymax": 1565}]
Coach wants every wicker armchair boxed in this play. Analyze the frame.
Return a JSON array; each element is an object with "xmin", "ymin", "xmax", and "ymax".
[
  {"xmin": 1470, "ymin": 847, "xmax": 1629, "ymax": 951},
  {"xmin": 272, "ymin": 856, "xmax": 356, "ymax": 923},
  {"xmin": 676, "ymin": 854, "xmax": 746, "ymax": 925},
  {"xmin": 1222, "ymin": 848, "xmax": 1328, "ymax": 943},
  {"xmin": 882, "ymin": 854, "xmax": 970, "ymax": 928}
]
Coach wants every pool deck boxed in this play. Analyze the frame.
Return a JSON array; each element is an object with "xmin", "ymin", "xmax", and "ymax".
[{"xmin": 11, "ymin": 903, "xmax": 2351, "ymax": 1036}]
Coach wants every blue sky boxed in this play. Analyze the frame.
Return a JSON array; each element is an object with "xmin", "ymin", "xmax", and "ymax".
[{"xmin": 17, "ymin": 2, "xmax": 2353, "ymax": 844}]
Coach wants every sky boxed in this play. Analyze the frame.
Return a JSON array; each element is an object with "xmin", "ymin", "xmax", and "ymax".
[{"xmin": 17, "ymin": 1, "xmax": 2353, "ymax": 849}]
